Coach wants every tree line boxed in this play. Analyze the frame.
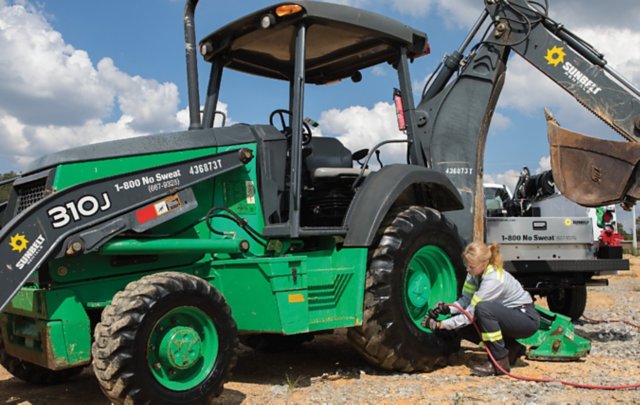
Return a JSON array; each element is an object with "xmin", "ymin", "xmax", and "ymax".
[{"xmin": 1, "ymin": 171, "xmax": 18, "ymax": 203}]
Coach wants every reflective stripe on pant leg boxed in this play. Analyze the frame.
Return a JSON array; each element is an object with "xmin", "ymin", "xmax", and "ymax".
[{"xmin": 475, "ymin": 301, "xmax": 508, "ymax": 359}]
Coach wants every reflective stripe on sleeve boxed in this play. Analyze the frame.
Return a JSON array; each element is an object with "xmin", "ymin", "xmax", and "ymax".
[
  {"xmin": 471, "ymin": 294, "xmax": 483, "ymax": 306},
  {"xmin": 463, "ymin": 282, "xmax": 477, "ymax": 294}
]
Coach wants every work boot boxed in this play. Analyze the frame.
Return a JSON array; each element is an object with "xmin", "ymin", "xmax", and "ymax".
[
  {"xmin": 471, "ymin": 356, "xmax": 510, "ymax": 377},
  {"xmin": 508, "ymin": 343, "xmax": 526, "ymax": 366}
]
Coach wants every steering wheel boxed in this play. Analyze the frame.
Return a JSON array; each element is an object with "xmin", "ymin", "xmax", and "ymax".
[{"xmin": 269, "ymin": 109, "xmax": 312, "ymax": 145}]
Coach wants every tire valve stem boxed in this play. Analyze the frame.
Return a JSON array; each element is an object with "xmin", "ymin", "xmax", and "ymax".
[{"xmin": 154, "ymin": 363, "xmax": 162, "ymax": 370}]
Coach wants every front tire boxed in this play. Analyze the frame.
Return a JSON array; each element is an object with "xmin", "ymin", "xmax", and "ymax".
[
  {"xmin": 92, "ymin": 272, "xmax": 238, "ymax": 404},
  {"xmin": 348, "ymin": 206, "xmax": 465, "ymax": 372}
]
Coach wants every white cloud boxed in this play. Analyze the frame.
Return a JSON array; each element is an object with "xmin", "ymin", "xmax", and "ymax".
[
  {"xmin": 484, "ymin": 169, "xmax": 520, "ymax": 195},
  {"xmin": 489, "ymin": 111, "xmax": 511, "ymax": 132},
  {"xmin": 318, "ymin": 0, "xmax": 484, "ymax": 28},
  {"xmin": 432, "ymin": 0, "xmax": 483, "ymax": 29},
  {"xmin": 386, "ymin": 0, "xmax": 483, "ymax": 27},
  {"xmin": 371, "ymin": 65, "xmax": 388, "ymax": 77},
  {"xmin": 0, "ymin": 2, "xmax": 185, "ymax": 171},
  {"xmin": 97, "ymin": 58, "xmax": 180, "ymax": 134},
  {"xmin": 536, "ymin": 155, "xmax": 551, "ymax": 173},
  {"xmin": 0, "ymin": 3, "xmax": 113, "ymax": 126},
  {"xmin": 485, "ymin": 155, "xmax": 551, "ymax": 194},
  {"xmin": 550, "ymin": 0, "xmax": 640, "ymax": 31},
  {"xmin": 319, "ymin": 102, "xmax": 408, "ymax": 166}
]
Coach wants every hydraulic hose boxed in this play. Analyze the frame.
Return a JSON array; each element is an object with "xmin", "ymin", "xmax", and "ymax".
[
  {"xmin": 581, "ymin": 315, "xmax": 640, "ymax": 329},
  {"xmin": 450, "ymin": 303, "xmax": 640, "ymax": 390}
]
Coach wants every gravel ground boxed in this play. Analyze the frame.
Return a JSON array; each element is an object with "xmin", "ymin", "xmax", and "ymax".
[{"xmin": 1, "ymin": 257, "xmax": 639, "ymax": 404}]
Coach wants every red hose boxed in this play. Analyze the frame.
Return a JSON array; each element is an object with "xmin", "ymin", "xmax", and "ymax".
[
  {"xmin": 450, "ymin": 303, "xmax": 640, "ymax": 389},
  {"xmin": 581, "ymin": 315, "xmax": 640, "ymax": 329}
]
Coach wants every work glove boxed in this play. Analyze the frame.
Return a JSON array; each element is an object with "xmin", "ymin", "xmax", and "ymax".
[
  {"xmin": 428, "ymin": 302, "xmax": 450, "ymax": 319},
  {"xmin": 421, "ymin": 316, "xmax": 439, "ymax": 330}
]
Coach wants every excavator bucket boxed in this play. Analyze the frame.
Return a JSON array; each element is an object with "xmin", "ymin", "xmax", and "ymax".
[{"xmin": 547, "ymin": 115, "xmax": 640, "ymax": 207}]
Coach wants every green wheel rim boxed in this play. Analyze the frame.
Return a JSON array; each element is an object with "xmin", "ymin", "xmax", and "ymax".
[
  {"xmin": 147, "ymin": 306, "xmax": 218, "ymax": 391},
  {"xmin": 404, "ymin": 245, "xmax": 457, "ymax": 332}
]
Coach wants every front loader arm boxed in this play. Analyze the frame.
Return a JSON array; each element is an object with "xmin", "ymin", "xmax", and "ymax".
[{"xmin": 0, "ymin": 149, "xmax": 252, "ymax": 312}]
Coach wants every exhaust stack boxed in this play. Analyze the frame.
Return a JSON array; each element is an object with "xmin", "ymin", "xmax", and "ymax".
[{"xmin": 184, "ymin": 0, "xmax": 202, "ymax": 130}]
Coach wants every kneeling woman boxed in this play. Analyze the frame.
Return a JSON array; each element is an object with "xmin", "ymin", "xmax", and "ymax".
[{"xmin": 425, "ymin": 241, "xmax": 540, "ymax": 376}]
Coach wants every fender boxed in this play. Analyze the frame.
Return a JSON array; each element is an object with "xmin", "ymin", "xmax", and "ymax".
[{"xmin": 343, "ymin": 164, "xmax": 463, "ymax": 247}]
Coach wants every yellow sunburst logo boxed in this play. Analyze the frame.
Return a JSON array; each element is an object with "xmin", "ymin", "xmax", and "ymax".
[
  {"xmin": 545, "ymin": 46, "xmax": 566, "ymax": 67},
  {"xmin": 9, "ymin": 233, "xmax": 29, "ymax": 253}
]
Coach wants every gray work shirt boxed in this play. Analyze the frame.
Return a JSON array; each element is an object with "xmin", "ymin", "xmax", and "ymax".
[{"xmin": 440, "ymin": 265, "xmax": 533, "ymax": 330}]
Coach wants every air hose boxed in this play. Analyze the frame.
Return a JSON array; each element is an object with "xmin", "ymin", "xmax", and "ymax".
[
  {"xmin": 581, "ymin": 315, "xmax": 640, "ymax": 329},
  {"xmin": 450, "ymin": 303, "xmax": 640, "ymax": 389}
]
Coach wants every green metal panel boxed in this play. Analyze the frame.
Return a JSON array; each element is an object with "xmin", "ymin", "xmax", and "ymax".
[
  {"xmin": 304, "ymin": 246, "xmax": 367, "ymax": 331},
  {"xmin": 52, "ymin": 147, "xmax": 220, "ymax": 191},
  {"xmin": 210, "ymin": 144, "xmax": 265, "ymax": 258},
  {"xmin": 1, "ymin": 287, "xmax": 91, "ymax": 369},
  {"xmin": 206, "ymin": 245, "xmax": 368, "ymax": 334},
  {"xmin": 518, "ymin": 306, "xmax": 591, "ymax": 361},
  {"xmin": 207, "ymin": 256, "xmax": 308, "ymax": 334}
]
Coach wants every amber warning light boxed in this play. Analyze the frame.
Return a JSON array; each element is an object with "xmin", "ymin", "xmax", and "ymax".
[
  {"xmin": 393, "ymin": 88, "xmax": 406, "ymax": 131},
  {"xmin": 275, "ymin": 4, "xmax": 303, "ymax": 17}
]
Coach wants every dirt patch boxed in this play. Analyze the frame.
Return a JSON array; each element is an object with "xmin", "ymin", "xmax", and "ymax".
[{"xmin": 1, "ymin": 257, "xmax": 639, "ymax": 404}]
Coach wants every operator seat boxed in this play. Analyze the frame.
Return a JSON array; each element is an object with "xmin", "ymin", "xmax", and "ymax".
[{"xmin": 304, "ymin": 137, "xmax": 368, "ymax": 182}]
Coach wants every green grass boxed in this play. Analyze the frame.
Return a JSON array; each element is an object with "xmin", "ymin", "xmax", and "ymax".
[{"xmin": 284, "ymin": 373, "xmax": 303, "ymax": 392}]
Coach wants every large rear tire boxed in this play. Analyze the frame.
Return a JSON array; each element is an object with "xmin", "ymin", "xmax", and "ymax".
[
  {"xmin": 92, "ymin": 272, "xmax": 238, "ymax": 405},
  {"xmin": 547, "ymin": 285, "xmax": 587, "ymax": 321},
  {"xmin": 347, "ymin": 206, "xmax": 465, "ymax": 372}
]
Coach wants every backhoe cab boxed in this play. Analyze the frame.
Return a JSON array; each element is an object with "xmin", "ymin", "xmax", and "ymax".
[{"xmin": 193, "ymin": 1, "xmax": 453, "ymax": 238}]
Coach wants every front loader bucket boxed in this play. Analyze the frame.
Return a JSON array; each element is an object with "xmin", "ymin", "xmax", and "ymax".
[{"xmin": 547, "ymin": 115, "xmax": 640, "ymax": 207}]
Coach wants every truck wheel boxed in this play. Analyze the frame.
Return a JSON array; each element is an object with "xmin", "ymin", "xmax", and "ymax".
[
  {"xmin": 0, "ymin": 338, "xmax": 84, "ymax": 385},
  {"xmin": 547, "ymin": 285, "xmax": 587, "ymax": 321},
  {"xmin": 92, "ymin": 272, "xmax": 238, "ymax": 405},
  {"xmin": 347, "ymin": 206, "xmax": 465, "ymax": 372}
]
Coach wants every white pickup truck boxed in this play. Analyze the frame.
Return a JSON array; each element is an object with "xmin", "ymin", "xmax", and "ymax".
[{"xmin": 483, "ymin": 178, "xmax": 626, "ymax": 321}]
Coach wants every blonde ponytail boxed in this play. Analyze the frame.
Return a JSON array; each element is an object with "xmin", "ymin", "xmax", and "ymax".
[
  {"xmin": 488, "ymin": 242, "xmax": 503, "ymax": 270},
  {"xmin": 462, "ymin": 241, "xmax": 504, "ymax": 271}
]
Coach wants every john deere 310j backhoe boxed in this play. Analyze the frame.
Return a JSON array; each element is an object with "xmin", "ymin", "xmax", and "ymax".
[{"xmin": 0, "ymin": 1, "xmax": 638, "ymax": 403}]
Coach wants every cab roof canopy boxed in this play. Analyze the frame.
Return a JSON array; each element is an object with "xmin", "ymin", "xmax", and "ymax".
[{"xmin": 199, "ymin": 1, "xmax": 429, "ymax": 85}]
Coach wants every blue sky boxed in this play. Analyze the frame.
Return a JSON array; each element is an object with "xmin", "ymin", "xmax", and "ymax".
[{"xmin": 0, "ymin": 0, "xmax": 639, "ymax": 226}]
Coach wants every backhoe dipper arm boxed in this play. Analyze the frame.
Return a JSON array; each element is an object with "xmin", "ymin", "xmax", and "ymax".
[
  {"xmin": 415, "ymin": 0, "xmax": 640, "ymax": 243},
  {"xmin": 485, "ymin": 0, "xmax": 640, "ymax": 142}
]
